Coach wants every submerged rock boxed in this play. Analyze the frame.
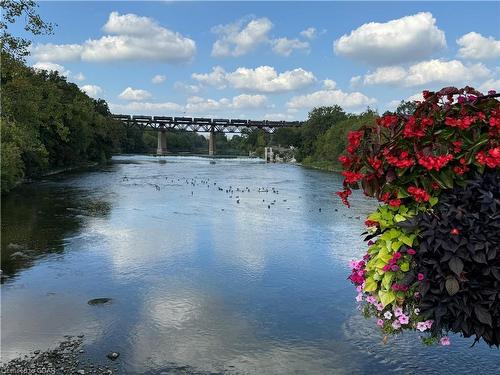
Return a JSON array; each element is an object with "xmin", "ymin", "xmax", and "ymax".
[
  {"xmin": 106, "ymin": 352, "xmax": 120, "ymax": 360},
  {"xmin": 87, "ymin": 298, "xmax": 113, "ymax": 305}
]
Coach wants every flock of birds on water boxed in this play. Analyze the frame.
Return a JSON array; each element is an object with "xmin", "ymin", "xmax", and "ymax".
[{"xmin": 121, "ymin": 175, "xmax": 366, "ymax": 220}]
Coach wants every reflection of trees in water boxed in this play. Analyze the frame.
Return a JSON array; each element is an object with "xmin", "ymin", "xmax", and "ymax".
[{"xmin": 1, "ymin": 183, "xmax": 111, "ymax": 279}]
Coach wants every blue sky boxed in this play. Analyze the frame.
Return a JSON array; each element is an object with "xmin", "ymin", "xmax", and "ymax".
[{"xmin": 15, "ymin": 1, "xmax": 500, "ymax": 120}]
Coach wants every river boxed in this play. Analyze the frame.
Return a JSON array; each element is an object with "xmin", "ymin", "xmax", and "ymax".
[{"xmin": 1, "ymin": 155, "xmax": 498, "ymax": 374}]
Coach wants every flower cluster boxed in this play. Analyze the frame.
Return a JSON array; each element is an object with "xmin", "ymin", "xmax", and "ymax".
[{"xmin": 339, "ymin": 87, "xmax": 499, "ymax": 347}]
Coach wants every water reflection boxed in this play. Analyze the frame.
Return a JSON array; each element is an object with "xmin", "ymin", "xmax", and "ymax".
[
  {"xmin": 1, "ymin": 156, "xmax": 498, "ymax": 374},
  {"xmin": 1, "ymin": 182, "xmax": 111, "ymax": 280}
]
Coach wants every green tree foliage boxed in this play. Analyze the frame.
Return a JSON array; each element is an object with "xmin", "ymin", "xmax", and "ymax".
[
  {"xmin": 0, "ymin": 52, "xmax": 133, "ymax": 192},
  {"xmin": 1, "ymin": 0, "xmax": 54, "ymax": 60}
]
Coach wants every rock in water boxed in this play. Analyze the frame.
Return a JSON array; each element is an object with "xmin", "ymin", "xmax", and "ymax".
[
  {"xmin": 87, "ymin": 298, "xmax": 112, "ymax": 305},
  {"xmin": 106, "ymin": 352, "xmax": 120, "ymax": 361}
]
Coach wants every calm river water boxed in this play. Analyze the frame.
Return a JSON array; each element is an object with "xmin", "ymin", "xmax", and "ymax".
[{"xmin": 1, "ymin": 156, "xmax": 498, "ymax": 374}]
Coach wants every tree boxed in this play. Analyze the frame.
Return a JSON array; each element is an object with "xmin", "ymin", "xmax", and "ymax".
[{"xmin": 1, "ymin": 0, "xmax": 55, "ymax": 60}]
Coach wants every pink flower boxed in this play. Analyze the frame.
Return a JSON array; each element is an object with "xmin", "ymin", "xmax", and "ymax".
[
  {"xmin": 367, "ymin": 240, "xmax": 374, "ymax": 246},
  {"xmin": 382, "ymin": 265, "xmax": 391, "ymax": 272},
  {"xmin": 416, "ymin": 322, "xmax": 429, "ymax": 332},
  {"xmin": 418, "ymin": 273, "xmax": 425, "ymax": 281},
  {"xmin": 407, "ymin": 248, "xmax": 416, "ymax": 255},
  {"xmin": 376, "ymin": 302, "xmax": 384, "ymax": 311},
  {"xmin": 376, "ymin": 319, "xmax": 384, "ymax": 327},
  {"xmin": 355, "ymin": 293, "xmax": 363, "ymax": 302},
  {"xmin": 394, "ymin": 307, "xmax": 403, "ymax": 317},
  {"xmin": 440, "ymin": 336, "xmax": 451, "ymax": 346},
  {"xmin": 398, "ymin": 314, "xmax": 409, "ymax": 325},
  {"xmin": 384, "ymin": 311, "xmax": 393, "ymax": 320},
  {"xmin": 392, "ymin": 320, "xmax": 401, "ymax": 329},
  {"xmin": 356, "ymin": 285, "xmax": 363, "ymax": 293},
  {"xmin": 366, "ymin": 295, "xmax": 377, "ymax": 305},
  {"xmin": 393, "ymin": 252, "xmax": 401, "ymax": 260}
]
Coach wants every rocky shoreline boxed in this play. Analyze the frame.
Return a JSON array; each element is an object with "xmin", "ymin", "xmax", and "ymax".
[{"xmin": 0, "ymin": 336, "xmax": 228, "ymax": 375}]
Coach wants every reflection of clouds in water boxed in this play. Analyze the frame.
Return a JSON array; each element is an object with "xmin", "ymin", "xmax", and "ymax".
[{"xmin": 126, "ymin": 285, "xmax": 359, "ymax": 375}]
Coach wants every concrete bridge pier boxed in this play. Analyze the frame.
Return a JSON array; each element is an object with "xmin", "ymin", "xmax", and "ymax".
[
  {"xmin": 157, "ymin": 127, "xmax": 167, "ymax": 155},
  {"xmin": 208, "ymin": 129, "xmax": 216, "ymax": 156}
]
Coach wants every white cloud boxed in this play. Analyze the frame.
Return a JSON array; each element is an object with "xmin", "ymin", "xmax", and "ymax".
[
  {"xmin": 73, "ymin": 72, "xmax": 85, "ymax": 82},
  {"xmin": 263, "ymin": 112, "xmax": 295, "ymax": 120},
  {"xmin": 118, "ymin": 87, "xmax": 152, "ymax": 101},
  {"xmin": 478, "ymin": 78, "xmax": 500, "ymax": 94},
  {"xmin": 152, "ymin": 74, "xmax": 166, "ymax": 84},
  {"xmin": 81, "ymin": 84, "xmax": 103, "ymax": 98},
  {"xmin": 32, "ymin": 12, "xmax": 196, "ymax": 63},
  {"xmin": 185, "ymin": 94, "xmax": 267, "ymax": 113},
  {"xmin": 349, "ymin": 75, "xmax": 362, "ymax": 88},
  {"xmin": 359, "ymin": 59, "xmax": 491, "ymax": 87},
  {"xmin": 31, "ymin": 44, "xmax": 83, "ymax": 62},
  {"xmin": 191, "ymin": 66, "xmax": 227, "ymax": 89},
  {"xmin": 323, "ymin": 79, "xmax": 337, "ymax": 90},
  {"xmin": 174, "ymin": 81, "xmax": 202, "ymax": 94},
  {"xmin": 193, "ymin": 66, "xmax": 315, "ymax": 93},
  {"xmin": 334, "ymin": 12, "xmax": 446, "ymax": 65},
  {"xmin": 227, "ymin": 66, "xmax": 316, "ymax": 92},
  {"xmin": 286, "ymin": 89, "xmax": 376, "ymax": 110},
  {"xmin": 271, "ymin": 37, "xmax": 309, "ymax": 56},
  {"xmin": 32, "ymin": 62, "xmax": 71, "ymax": 77},
  {"xmin": 404, "ymin": 59, "xmax": 490, "ymax": 87},
  {"xmin": 457, "ymin": 32, "xmax": 500, "ymax": 60},
  {"xmin": 211, "ymin": 17, "xmax": 272, "ymax": 57},
  {"xmin": 300, "ymin": 27, "xmax": 316, "ymax": 40},
  {"xmin": 362, "ymin": 66, "xmax": 407, "ymax": 85}
]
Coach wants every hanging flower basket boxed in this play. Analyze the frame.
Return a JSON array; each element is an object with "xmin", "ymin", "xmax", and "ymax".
[{"xmin": 337, "ymin": 86, "xmax": 500, "ymax": 347}]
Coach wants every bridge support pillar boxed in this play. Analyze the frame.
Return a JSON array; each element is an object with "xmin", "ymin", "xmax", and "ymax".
[
  {"xmin": 157, "ymin": 128, "xmax": 167, "ymax": 155},
  {"xmin": 209, "ymin": 129, "xmax": 216, "ymax": 156}
]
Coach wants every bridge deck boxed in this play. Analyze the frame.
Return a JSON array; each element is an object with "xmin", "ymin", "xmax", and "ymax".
[{"xmin": 111, "ymin": 115, "xmax": 304, "ymax": 134}]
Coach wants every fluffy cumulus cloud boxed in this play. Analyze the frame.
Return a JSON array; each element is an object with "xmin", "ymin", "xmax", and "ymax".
[
  {"xmin": 478, "ymin": 78, "xmax": 500, "ymax": 94},
  {"xmin": 359, "ymin": 59, "xmax": 491, "ymax": 87},
  {"xmin": 151, "ymin": 74, "xmax": 166, "ymax": 84},
  {"xmin": 174, "ymin": 81, "xmax": 202, "ymax": 94},
  {"xmin": 192, "ymin": 66, "xmax": 316, "ymax": 93},
  {"xmin": 186, "ymin": 94, "xmax": 267, "ymax": 113},
  {"xmin": 286, "ymin": 89, "xmax": 376, "ymax": 110},
  {"xmin": 191, "ymin": 66, "xmax": 228, "ymax": 89},
  {"xmin": 211, "ymin": 17, "xmax": 272, "ymax": 57},
  {"xmin": 271, "ymin": 38, "xmax": 309, "ymax": 56},
  {"xmin": 110, "ymin": 101, "xmax": 184, "ymax": 115},
  {"xmin": 32, "ymin": 62, "xmax": 71, "ymax": 77},
  {"xmin": 323, "ymin": 79, "xmax": 337, "ymax": 90},
  {"xmin": 457, "ymin": 32, "xmax": 500, "ymax": 60},
  {"xmin": 118, "ymin": 87, "xmax": 152, "ymax": 101},
  {"xmin": 300, "ymin": 27, "xmax": 317, "ymax": 40},
  {"xmin": 32, "ymin": 12, "xmax": 196, "ymax": 63},
  {"xmin": 73, "ymin": 72, "xmax": 85, "ymax": 82},
  {"xmin": 334, "ymin": 12, "xmax": 446, "ymax": 65},
  {"xmin": 81, "ymin": 84, "xmax": 103, "ymax": 98}
]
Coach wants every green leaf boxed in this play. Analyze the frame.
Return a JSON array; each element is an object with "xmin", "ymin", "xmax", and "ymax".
[
  {"xmin": 445, "ymin": 277, "xmax": 459, "ymax": 296},
  {"xmin": 400, "ymin": 262, "xmax": 409, "ymax": 272},
  {"xmin": 382, "ymin": 272, "xmax": 394, "ymax": 290},
  {"xmin": 401, "ymin": 235, "xmax": 414, "ymax": 247},
  {"xmin": 391, "ymin": 241, "xmax": 402, "ymax": 251},
  {"xmin": 364, "ymin": 277, "xmax": 378, "ymax": 292},
  {"xmin": 394, "ymin": 214, "xmax": 406, "ymax": 222},
  {"xmin": 449, "ymin": 256, "xmax": 464, "ymax": 275},
  {"xmin": 429, "ymin": 196, "xmax": 438, "ymax": 207},
  {"xmin": 378, "ymin": 290, "xmax": 395, "ymax": 307}
]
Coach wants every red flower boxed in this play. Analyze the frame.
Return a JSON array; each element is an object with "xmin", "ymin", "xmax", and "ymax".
[
  {"xmin": 336, "ymin": 188, "xmax": 352, "ymax": 208},
  {"xmin": 450, "ymin": 228, "xmax": 460, "ymax": 235},
  {"xmin": 347, "ymin": 131, "xmax": 364, "ymax": 154},
  {"xmin": 367, "ymin": 156, "xmax": 382, "ymax": 171},
  {"xmin": 388, "ymin": 199, "xmax": 401, "ymax": 207},
  {"xmin": 444, "ymin": 116, "xmax": 477, "ymax": 130},
  {"xmin": 338, "ymin": 155, "xmax": 356, "ymax": 168},
  {"xmin": 417, "ymin": 153, "xmax": 453, "ymax": 171},
  {"xmin": 402, "ymin": 116, "xmax": 426, "ymax": 138},
  {"xmin": 364, "ymin": 219, "xmax": 379, "ymax": 227},
  {"xmin": 377, "ymin": 115, "xmax": 399, "ymax": 128},
  {"xmin": 452, "ymin": 140, "xmax": 462, "ymax": 153},
  {"xmin": 383, "ymin": 148, "xmax": 415, "ymax": 169},
  {"xmin": 476, "ymin": 147, "xmax": 500, "ymax": 168},
  {"xmin": 407, "ymin": 186, "xmax": 430, "ymax": 203},
  {"xmin": 342, "ymin": 171, "xmax": 364, "ymax": 184}
]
